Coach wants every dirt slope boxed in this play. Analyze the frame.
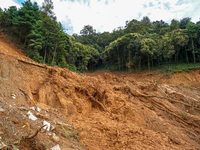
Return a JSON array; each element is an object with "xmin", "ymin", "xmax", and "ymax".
[{"xmin": 0, "ymin": 33, "xmax": 200, "ymax": 150}]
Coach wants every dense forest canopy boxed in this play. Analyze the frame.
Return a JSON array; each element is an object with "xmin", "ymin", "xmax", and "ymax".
[{"xmin": 0, "ymin": 0, "xmax": 200, "ymax": 72}]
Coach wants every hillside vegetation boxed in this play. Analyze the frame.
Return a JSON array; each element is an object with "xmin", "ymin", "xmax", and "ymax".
[{"xmin": 1, "ymin": 0, "xmax": 200, "ymax": 73}]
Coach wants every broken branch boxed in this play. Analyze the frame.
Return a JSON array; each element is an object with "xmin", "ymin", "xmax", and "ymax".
[
  {"xmin": 23, "ymin": 125, "xmax": 47, "ymax": 139},
  {"xmin": 19, "ymin": 88, "xmax": 38, "ymax": 109}
]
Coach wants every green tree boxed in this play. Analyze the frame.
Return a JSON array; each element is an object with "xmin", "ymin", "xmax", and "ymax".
[
  {"xmin": 170, "ymin": 19, "xmax": 180, "ymax": 31},
  {"xmin": 186, "ymin": 21, "xmax": 197, "ymax": 65},
  {"xmin": 125, "ymin": 19, "xmax": 144, "ymax": 34},
  {"xmin": 28, "ymin": 20, "xmax": 44, "ymax": 62},
  {"xmin": 180, "ymin": 17, "xmax": 191, "ymax": 29},
  {"xmin": 170, "ymin": 29, "xmax": 189, "ymax": 64},
  {"xmin": 79, "ymin": 25, "xmax": 97, "ymax": 45},
  {"xmin": 16, "ymin": 0, "xmax": 41, "ymax": 46},
  {"xmin": 141, "ymin": 38, "xmax": 156, "ymax": 71},
  {"xmin": 160, "ymin": 33, "xmax": 175, "ymax": 69}
]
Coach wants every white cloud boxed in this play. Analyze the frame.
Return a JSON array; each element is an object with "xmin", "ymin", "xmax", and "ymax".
[
  {"xmin": 0, "ymin": 0, "xmax": 21, "ymax": 9},
  {"xmin": 1, "ymin": 0, "xmax": 200, "ymax": 35},
  {"xmin": 51, "ymin": 0, "xmax": 200, "ymax": 34}
]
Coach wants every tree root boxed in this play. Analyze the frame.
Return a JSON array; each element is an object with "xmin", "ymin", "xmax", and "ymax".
[
  {"xmin": 18, "ymin": 59, "xmax": 46, "ymax": 68},
  {"xmin": 19, "ymin": 88, "xmax": 38, "ymax": 109},
  {"xmin": 125, "ymin": 83, "xmax": 200, "ymax": 132},
  {"xmin": 138, "ymin": 93, "xmax": 200, "ymax": 111},
  {"xmin": 88, "ymin": 93, "xmax": 109, "ymax": 112},
  {"xmin": 75, "ymin": 86, "xmax": 109, "ymax": 112},
  {"xmin": 23, "ymin": 125, "xmax": 46, "ymax": 139},
  {"xmin": 13, "ymin": 125, "xmax": 47, "ymax": 146}
]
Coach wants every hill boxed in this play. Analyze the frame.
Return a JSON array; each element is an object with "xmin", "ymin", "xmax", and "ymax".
[{"xmin": 0, "ymin": 33, "xmax": 200, "ymax": 149}]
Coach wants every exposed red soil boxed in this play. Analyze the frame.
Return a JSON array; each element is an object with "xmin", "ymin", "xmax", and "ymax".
[{"xmin": 0, "ymin": 33, "xmax": 200, "ymax": 150}]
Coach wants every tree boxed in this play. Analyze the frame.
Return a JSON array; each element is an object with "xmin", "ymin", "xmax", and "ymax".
[
  {"xmin": 2, "ymin": 6, "xmax": 18, "ymax": 34},
  {"xmin": 125, "ymin": 19, "xmax": 145, "ymax": 34},
  {"xmin": 15, "ymin": 0, "xmax": 41, "ymax": 46},
  {"xmin": 41, "ymin": 0, "xmax": 55, "ymax": 19},
  {"xmin": 180, "ymin": 17, "xmax": 191, "ymax": 29},
  {"xmin": 152, "ymin": 20, "xmax": 169, "ymax": 34},
  {"xmin": 186, "ymin": 21, "xmax": 198, "ymax": 65},
  {"xmin": 170, "ymin": 19, "xmax": 180, "ymax": 31},
  {"xmin": 141, "ymin": 38, "xmax": 156, "ymax": 71},
  {"xmin": 160, "ymin": 33, "xmax": 175, "ymax": 69},
  {"xmin": 68, "ymin": 41, "xmax": 91, "ymax": 72},
  {"xmin": 28, "ymin": 20, "xmax": 44, "ymax": 62},
  {"xmin": 170, "ymin": 29, "xmax": 189, "ymax": 64},
  {"xmin": 141, "ymin": 16, "xmax": 152, "ymax": 33},
  {"xmin": 41, "ymin": 0, "xmax": 56, "ymax": 63},
  {"xmin": 87, "ymin": 46, "xmax": 100, "ymax": 70},
  {"xmin": 126, "ymin": 33, "xmax": 142, "ymax": 71},
  {"xmin": 79, "ymin": 25, "xmax": 97, "ymax": 45}
]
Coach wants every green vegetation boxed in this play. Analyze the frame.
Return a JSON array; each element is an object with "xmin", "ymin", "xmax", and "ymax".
[
  {"xmin": 158, "ymin": 63, "xmax": 200, "ymax": 75},
  {"xmin": 0, "ymin": 0, "xmax": 200, "ymax": 73}
]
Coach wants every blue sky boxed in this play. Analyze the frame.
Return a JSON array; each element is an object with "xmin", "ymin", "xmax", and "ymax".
[{"xmin": 1, "ymin": 0, "xmax": 200, "ymax": 35}]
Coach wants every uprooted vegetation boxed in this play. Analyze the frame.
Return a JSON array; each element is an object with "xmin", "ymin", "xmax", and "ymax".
[{"xmin": 0, "ymin": 34, "xmax": 200, "ymax": 149}]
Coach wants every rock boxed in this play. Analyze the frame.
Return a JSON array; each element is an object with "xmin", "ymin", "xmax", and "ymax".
[
  {"xmin": 50, "ymin": 144, "xmax": 61, "ymax": 150},
  {"xmin": 30, "ymin": 107, "xmax": 35, "ymax": 111},
  {"xmin": 0, "ymin": 141, "xmax": 7, "ymax": 149},
  {"xmin": 50, "ymin": 125, "xmax": 55, "ymax": 131},
  {"xmin": 0, "ymin": 107, "xmax": 5, "ymax": 112},
  {"xmin": 27, "ymin": 111, "xmax": 37, "ymax": 121},
  {"xmin": 43, "ymin": 120, "xmax": 50, "ymax": 131},
  {"xmin": 18, "ymin": 107, "xmax": 27, "ymax": 111},
  {"xmin": 52, "ymin": 133, "xmax": 60, "ymax": 142},
  {"xmin": 11, "ymin": 93, "xmax": 16, "ymax": 99},
  {"xmin": 36, "ymin": 107, "xmax": 41, "ymax": 112}
]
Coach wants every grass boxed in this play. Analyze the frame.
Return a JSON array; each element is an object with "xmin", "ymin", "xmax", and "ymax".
[{"xmin": 157, "ymin": 63, "xmax": 200, "ymax": 76}]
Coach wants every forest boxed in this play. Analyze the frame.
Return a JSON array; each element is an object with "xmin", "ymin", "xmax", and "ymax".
[{"xmin": 0, "ymin": 0, "xmax": 200, "ymax": 73}]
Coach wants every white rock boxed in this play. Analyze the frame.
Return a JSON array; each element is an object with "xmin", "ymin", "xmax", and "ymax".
[
  {"xmin": 11, "ymin": 94, "xmax": 16, "ymax": 99},
  {"xmin": 0, "ymin": 141, "xmax": 7, "ymax": 149},
  {"xmin": 30, "ymin": 107, "xmax": 35, "ymax": 111},
  {"xmin": 27, "ymin": 111, "xmax": 37, "ymax": 121},
  {"xmin": 50, "ymin": 125, "xmax": 55, "ymax": 131},
  {"xmin": 36, "ymin": 107, "xmax": 41, "ymax": 112},
  {"xmin": 43, "ymin": 120, "xmax": 51, "ymax": 131},
  {"xmin": 50, "ymin": 144, "xmax": 61, "ymax": 150},
  {"xmin": 0, "ymin": 108, "xmax": 5, "ymax": 112}
]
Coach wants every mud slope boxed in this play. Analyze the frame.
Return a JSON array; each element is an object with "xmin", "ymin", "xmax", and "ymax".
[{"xmin": 0, "ymin": 33, "xmax": 200, "ymax": 150}]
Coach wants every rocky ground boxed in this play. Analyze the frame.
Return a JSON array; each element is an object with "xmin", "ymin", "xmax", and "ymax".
[{"xmin": 0, "ymin": 33, "xmax": 200, "ymax": 150}]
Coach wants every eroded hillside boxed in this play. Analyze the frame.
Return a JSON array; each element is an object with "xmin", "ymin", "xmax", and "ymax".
[{"xmin": 0, "ymin": 33, "xmax": 200, "ymax": 150}]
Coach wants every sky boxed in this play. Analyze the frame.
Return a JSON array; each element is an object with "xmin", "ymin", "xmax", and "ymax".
[{"xmin": 1, "ymin": 0, "xmax": 200, "ymax": 35}]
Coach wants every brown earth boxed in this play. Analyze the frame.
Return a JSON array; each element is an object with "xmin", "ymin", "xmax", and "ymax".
[{"xmin": 0, "ymin": 33, "xmax": 200, "ymax": 150}]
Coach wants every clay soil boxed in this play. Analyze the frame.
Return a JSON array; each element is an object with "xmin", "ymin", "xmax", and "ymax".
[{"xmin": 0, "ymin": 33, "xmax": 200, "ymax": 150}]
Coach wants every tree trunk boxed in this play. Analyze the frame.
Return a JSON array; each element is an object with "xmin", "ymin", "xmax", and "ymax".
[
  {"xmin": 19, "ymin": 28, "xmax": 23, "ymax": 43},
  {"xmin": 151, "ymin": 57, "xmax": 154, "ymax": 70},
  {"xmin": 24, "ymin": 33, "xmax": 28, "ymax": 47},
  {"xmin": 148, "ymin": 56, "xmax": 150, "ymax": 72},
  {"xmin": 43, "ymin": 45, "xmax": 47, "ymax": 64},
  {"xmin": 166, "ymin": 59, "xmax": 170, "ymax": 70},
  {"xmin": 118, "ymin": 50, "xmax": 120, "ymax": 71},
  {"xmin": 27, "ymin": 40, "xmax": 30, "ymax": 51},
  {"xmin": 158, "ymin": 57, "xmax": 160, "ymax": 67},
  {"xmin": 176, "ymin": 53, "xmax": 178, "ymax": 65},
  {"xmin": 185, "ymin": 46, "xmax": 189, "ymax": 64},
  {"xmin": 138, "ymin": 56, "xmax": 141, "ymax": 72},
  {"xmin": 127, "ymin": 50, "xmax": 131, "ymax": 72},
  {"xmin": 191, "ymin": 38, "xmax": 196, "ymax": 66},
  {"xmin": 52, "ymin": 43, "xmax": 57, "ymax": 66}
]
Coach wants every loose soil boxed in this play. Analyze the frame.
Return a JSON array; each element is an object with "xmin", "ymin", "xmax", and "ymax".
[{"xmin": 0, "ymin": 33, "xmax": 200, "ymax": 150}]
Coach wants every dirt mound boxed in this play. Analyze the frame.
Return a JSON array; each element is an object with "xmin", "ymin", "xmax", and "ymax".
[{"xmin": 0, "ymin": 34, "xmax": 200, "ymax": 149}]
